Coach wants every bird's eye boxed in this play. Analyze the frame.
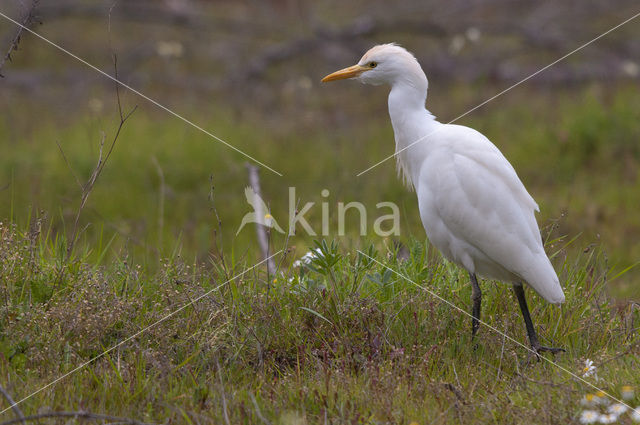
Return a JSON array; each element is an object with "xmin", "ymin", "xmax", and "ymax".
[{"xmin": 369, "ymin": 62, "xmax": 377, "ymax": 68}]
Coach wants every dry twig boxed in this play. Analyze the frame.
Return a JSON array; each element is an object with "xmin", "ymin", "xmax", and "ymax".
[
  {"xmin": 0, "ymin": 383, "xmax": 25, "ymax": 424},
  {"xmin": 216, "ymin": 358, "xmax": 231, "ymax": 425},
  {"xmin": 249, "ymin": 392, "xmax": 271, "ymax": 425},
  {"xmin": 53, "ymin": 55, "xmax": 137, "ymax": 290},
  {"xmin": 0, "ymin": 0, "xmax": 40, "ymax": 78},
  {"xmin": 0, "ymin": 410, "xmax": 152, "ymax": 425},
  {"xmin": 208, "ymin": 175, "xmax": 230, "ymax": 280}
]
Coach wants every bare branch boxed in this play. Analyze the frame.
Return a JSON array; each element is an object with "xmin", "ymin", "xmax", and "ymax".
[
  {"xmin": 53, "ymin": 49, "xmax": 137, "ymax": 291},
  {"xmin": 55, "ymin": 140, "xmax": 82, "ymax": 190},
  {"xmin": 0, "ymin": 410, "xmax": 153, "ymax": 425},
  {"xmin": 249, "ymin": 392, "xmax": 271, "ymax": 425},
  {"xmin": 216, "ymin": 358, "xmax": 231, "ymax": 425},
  {"xmin": 0, "ymin": 383, "xmax": 25, "ymax": 424},
  {"xmin": 442, "ymin": 382, "xmax": 466, "ymax": 404},
  {"xmin": 208, "ymin": 175, "xmax": 230, "ymax": 279},
  {"xmin": 0, "ymin": 0, "xmax": 40, "ymax": 78},
  {"xmin": 64, "ymin": 55, "xmax": 137, "ymax": 259}
]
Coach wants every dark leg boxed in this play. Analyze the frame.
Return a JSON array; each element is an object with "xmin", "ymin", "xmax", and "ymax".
[
  {"xmin": 470, "ymin": 273, "xmax": 482, "ymax": 338},
  {"xmin": 512, "ymin": 284, "xmax": 565, "ymax": 356}
]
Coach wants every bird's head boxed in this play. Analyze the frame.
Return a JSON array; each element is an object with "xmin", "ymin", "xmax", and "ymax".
[{"xmin": 321, "ymin": 43, "xmax": 425, "ymax": 87}]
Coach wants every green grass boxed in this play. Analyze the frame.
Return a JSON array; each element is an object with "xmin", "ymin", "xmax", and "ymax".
[
  {"xmin": 1, "ymin": 83, "xmax": 640, "ymax": 297},
  {"xmin": 2, "ymin": 30, "xmax": 640, "ymax": 422},
  {"xmin": 0, "ymin": 223, "xmax": 638, "ymax": 424},
  {"xmin": 2, "ymin": 3, "xmax": 640, "ymax": 422}
]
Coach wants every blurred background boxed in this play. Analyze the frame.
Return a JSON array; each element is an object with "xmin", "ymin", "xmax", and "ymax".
[{"xmin": 1, "ymin": 0, "xmax": 639, "ymax": 298}]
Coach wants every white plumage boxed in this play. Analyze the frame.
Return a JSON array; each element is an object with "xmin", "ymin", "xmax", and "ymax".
[
  {"xmin": 323, "ymin": 43, "xmax": 565, "ymax": 354},
  {"xmin": 412, "ymin": 123, "xmax": 564, "ymax": 304}
]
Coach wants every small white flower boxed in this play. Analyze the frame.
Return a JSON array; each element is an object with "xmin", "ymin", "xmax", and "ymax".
[
  {"xmin": 156, "ymin": 40, "xmax": 184, "ymax": 58},
  {"xmin": 608, "ymin": 403, "xmax": 627, "ymax": 415},
  {"xmin": 597, "ymin": 413, "xmax": 617, "ymax": 424},
  {"xmin": 88, "ymin": 98, "xmax": 104, "ymax": 113},
  {"xmin": 293, "ymin": 248, "xmax": 322, "ymax": 268},
  {"xmin": 595, "ymin": 391, "xmax": 610, "ymax": 406},
  {"xmin": 449, "ymin": 35, "xmax": 465, "ymax": 54},
  {"xmin": 621, "ymin": 60, "xmax": 640, "ymax": 77},
  {"xmin": 621, "ymin": 386, "xmax": 634, "ymax": 401},
  {"xmin": 301, "ymin": 249, "xmax": 321, "ymax": 262},
  {"xmin": 631, "ymin": 407, "xmax": 640, "ymax": 423},
  {"xmin": 582, "ymin": 394, "xmax": 597, "ymax": 407},
  {"xmin": 297, "ymin": 76, "xmax": 312, "ymax": 90},
  {"xmin": 465, "ymin": 27, "xmax": 481, "ymax": 42},
  {"xmin": 579, "ymin": 410, "xmax": 599, "ymax": 424},
  {"xmin": 583, "ymin": 359, "xmax": 597, "ymax": 378}
]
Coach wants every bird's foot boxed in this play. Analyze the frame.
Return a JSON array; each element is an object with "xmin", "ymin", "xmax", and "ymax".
[
  {"xmin": 534, "ymin": 345, "xmax": 565, "ymax": 355},
  {"xmin": 528, "ymin": 344, "xmax": 565, "ymax": 362},
  {"xmin": 470, "ymin": 327, "xmax": 480, "ymax": 351}
]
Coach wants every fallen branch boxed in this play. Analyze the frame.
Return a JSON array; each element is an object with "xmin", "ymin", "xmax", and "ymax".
[
  {"xmin": 216, "ymin": 357, "xmax": 231, "ymax": 425},
  {"xmin": 0, "ymin": 0, "xmax": 40, "ymax": 78},
  {"xmin": 0, "ymin": 383, "xmax": 25, "ymax": 424},
  {"xmin": 0, "ymin": 410, "xmax": 153, "ymax": 425},
  {"xmin": 249, "ymin": 392, "xmax": 271, "ymax": 425},
  {"xmin": 442, "ymin": 382, "xmax": 466, "ymax": 404}
]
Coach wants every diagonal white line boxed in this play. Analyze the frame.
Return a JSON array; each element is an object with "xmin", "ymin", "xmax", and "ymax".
[
  {"xmin": 0, "ymin": 250, "xmax": 283, "ymax": 416},
  {"xmin": 357, "ymin": 250, "xmax": 639, "ymax": 414},
  {"xmin": 0, "ymin": 10, "xmax": 283, "ymax": 177},
  {"xmin": 356, "ymin": 10, "xmax": 640, "ymax": 177}
]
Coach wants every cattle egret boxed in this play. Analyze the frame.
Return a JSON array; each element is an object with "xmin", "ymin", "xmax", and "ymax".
[{"xmin": 322, "ymin": 43, "xmax": 565, "ymax": 355}]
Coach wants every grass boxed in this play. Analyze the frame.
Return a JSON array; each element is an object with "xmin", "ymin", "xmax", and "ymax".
[
  {"xmin": 0, "ymin": 222, "xmax": 638, "ymax": 424},
  {"xmin": 2, "ymin": 82, "xmax": 640, "ymax": 298},
  {"xmin": 2, "ymin": 15, "xmax": 640, "ymax": 421}
]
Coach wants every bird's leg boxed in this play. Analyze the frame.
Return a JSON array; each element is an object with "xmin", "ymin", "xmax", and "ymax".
[
  {"xmin": 470, "ymin": 273, "xmax": 482, "ymax": 338},
  {"xmin": 512, "ymin": 284, "xmax": 565, "ymax": 357}
]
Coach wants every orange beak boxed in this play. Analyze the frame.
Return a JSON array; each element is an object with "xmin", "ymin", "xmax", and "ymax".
[{"xmin": 321, "ymin": 64, "xmax": 368, "ymax": 82}]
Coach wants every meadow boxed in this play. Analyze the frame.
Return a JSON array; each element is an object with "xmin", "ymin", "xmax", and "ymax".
[
  {"xmin": 2, "ymin": 83, "xmax": 640, "ymax": 297},
  {"xmin": 1, "ymin": 82, "xmax": 639, "ymax": 424},
  {"xmin": 1, "ymin": 223, "xmax": 639, "ymax": 424},
  {"xmin": 1, "ymin": 1, "xmax": 640, "ymax": 423}
]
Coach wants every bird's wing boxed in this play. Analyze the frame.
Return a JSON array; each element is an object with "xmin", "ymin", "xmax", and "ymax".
[
  {"xmin": 436, "ymin": 125, "xmax": 541, "ymax": 247},
  {"xmin": 418, "ymin": 125, "xmax": 562, "ymax": 302},
  {"xmin": 447, "ymin": 151, "xmax": 541, "ymax": 254}
]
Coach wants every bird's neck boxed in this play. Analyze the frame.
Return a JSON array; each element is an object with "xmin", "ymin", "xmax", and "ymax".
[
  {"xmin": 388, "ymin": 75, "xmax": 428, "ymax": 113},
  {"xmin": 387, "ymin": 78, "xmax": 437, "ymax": 188}
]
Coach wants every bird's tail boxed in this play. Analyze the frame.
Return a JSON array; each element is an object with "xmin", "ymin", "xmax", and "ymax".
[{"xmin": 524, "ymin": 254, "xmax": 565, "ymax": 304}]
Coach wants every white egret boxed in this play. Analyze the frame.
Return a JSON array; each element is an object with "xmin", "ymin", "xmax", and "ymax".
[{"xmin": 322, "ymin": 43, "xmax": 565, "ymax": 354}]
